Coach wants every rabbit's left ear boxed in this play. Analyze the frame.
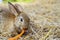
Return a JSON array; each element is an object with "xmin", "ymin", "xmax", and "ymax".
[
  {"xmin": 8, "ymin": 2, "xmax": 18, "ymax": 16},
  {"xmin": 15, "ymin": 4, "xmax": 23, "ymax": 14}
]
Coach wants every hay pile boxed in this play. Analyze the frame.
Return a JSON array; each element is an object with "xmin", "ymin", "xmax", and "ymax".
[
  {"xmin": 19, "ymin": 0, "xmax": 60, "ymax": 40},
  {"xmin": 0, "ymin": 0, "xmax": 60, "ymax": 40}
]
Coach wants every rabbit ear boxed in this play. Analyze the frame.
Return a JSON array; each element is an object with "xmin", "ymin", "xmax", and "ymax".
[
  {"xmin": 8, "ymin": 2, "xmax": 18, "ymax": 16},
  {"xmin": 15, "ymin": 4, "xmax": 23, "ymax": 14}
]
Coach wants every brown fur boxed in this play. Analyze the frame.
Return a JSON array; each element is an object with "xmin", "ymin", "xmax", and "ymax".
[{"xmin": 0, "ymin": 2, "xmax": 30, "ymax": 37}]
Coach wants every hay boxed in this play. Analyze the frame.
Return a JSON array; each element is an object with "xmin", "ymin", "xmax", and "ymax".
[{"xmin": 0, "ymin": 0, "xmax": 60, "ymax": 40}]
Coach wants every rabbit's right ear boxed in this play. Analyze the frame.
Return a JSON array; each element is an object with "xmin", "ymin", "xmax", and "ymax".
[{"xmin": 8, "ymin": 2, "xmax": 18, "ymax": 16}]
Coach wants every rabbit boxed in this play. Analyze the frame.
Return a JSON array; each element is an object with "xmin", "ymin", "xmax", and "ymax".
[{"xmin": 0, "ymin": 2, "xmax": 30, "ymax": 37}]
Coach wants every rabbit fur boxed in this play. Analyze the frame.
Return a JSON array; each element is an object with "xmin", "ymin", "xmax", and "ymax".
[{"xmin": 0, "ymin": 2, "xmax": 30, "ymax": 37}]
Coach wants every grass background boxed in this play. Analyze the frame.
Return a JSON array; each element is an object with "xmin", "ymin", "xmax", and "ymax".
[{"xmin": 3, "ymin": 0, "xmax": 34, "ymax": 3}]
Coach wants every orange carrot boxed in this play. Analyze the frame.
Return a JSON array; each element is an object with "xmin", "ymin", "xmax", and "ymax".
[{"xmin": 8, "ymin": 29, "xmax": 25, "ymax": 40}]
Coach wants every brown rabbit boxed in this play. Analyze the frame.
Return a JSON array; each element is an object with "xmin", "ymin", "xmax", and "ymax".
[{"xmin": 0, "ymin": 2, "xmax": 30, "ymax": 37}]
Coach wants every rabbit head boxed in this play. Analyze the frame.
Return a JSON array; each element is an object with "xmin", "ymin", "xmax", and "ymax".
[{"xmin": 8, "ymin": 2, "xmax": 30, "ymax": 31}]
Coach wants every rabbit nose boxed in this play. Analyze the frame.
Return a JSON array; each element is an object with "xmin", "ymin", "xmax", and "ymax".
[{"xmin": 17, "ymin": 27, "xmax": 21, "ymax": 34}]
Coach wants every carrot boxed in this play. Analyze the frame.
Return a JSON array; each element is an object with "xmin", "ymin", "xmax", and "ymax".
[{"xmin": 8, "ymin": 29, "xmax": 25, "ymax": 40}]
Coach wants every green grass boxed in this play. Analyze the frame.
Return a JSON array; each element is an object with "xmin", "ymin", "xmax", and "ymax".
[
  {"xmin": 18, "ymin": 0, "xmax": 34, "ymax": 3},
  {"xmin": 3, "ymin": 0, "xmax": 34, "ymax": 3}
]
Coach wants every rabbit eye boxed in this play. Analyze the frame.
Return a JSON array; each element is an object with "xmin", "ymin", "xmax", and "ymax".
[
  {"xmin": 20, "ymin": 18, "xmax": 23, "ymax": 22},
  {"xmin": 19, "ymin": 16, "xmax": 24, "ymax": 22}
]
